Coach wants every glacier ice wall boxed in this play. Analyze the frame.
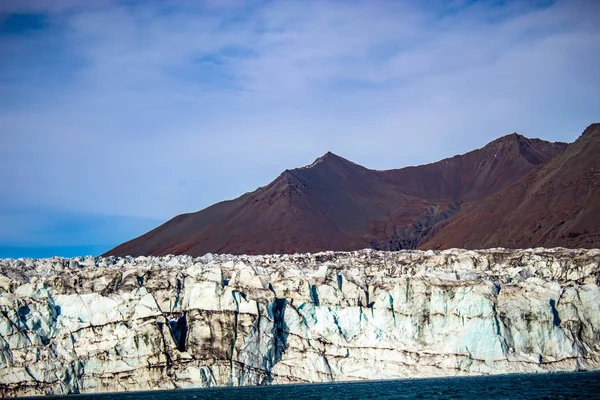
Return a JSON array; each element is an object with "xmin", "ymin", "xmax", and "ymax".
[{"xmin": 1, "ymin": 248, "xmax": 600, "ymax": 396}]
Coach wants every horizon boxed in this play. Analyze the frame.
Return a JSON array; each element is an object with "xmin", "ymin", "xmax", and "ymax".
[{"xmin": 1, "ymin": 0, "xmax": 599, "ymax": 258}]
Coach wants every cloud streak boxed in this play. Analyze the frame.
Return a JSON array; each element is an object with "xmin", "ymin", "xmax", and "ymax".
[{"xmin": 1, "ymin": 0, "xmax": 599, "ymax": 255}]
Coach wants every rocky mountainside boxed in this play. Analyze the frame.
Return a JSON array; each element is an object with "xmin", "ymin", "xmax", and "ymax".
[
  {"xmin": 105, "ymin": 125, "xmax": 585, "ymax": 257},
  {"xmin": 422, "ymin": 123, "xmax": 600, "ymax": 249},
  {"xmin": 1, "ymin": 249, "xmax": 600, "ymax": 396}
]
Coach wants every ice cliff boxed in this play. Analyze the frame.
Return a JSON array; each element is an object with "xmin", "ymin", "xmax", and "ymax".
[{"xmin": 1, "ymin": 248, "xmax": 600, "ymax": 396}]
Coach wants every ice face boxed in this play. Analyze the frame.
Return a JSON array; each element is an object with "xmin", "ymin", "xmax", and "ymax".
[{"xmin": 1, "ymin": 248, "xmax": 600, "ymax": 396}]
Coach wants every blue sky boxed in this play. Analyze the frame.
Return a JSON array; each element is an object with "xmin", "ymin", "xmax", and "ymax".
[{"xmin": 1, "ymin": 0, "xmax": 599, "ymax": 258}]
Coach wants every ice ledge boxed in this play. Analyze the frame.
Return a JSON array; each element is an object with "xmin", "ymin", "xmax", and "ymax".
[{"xmin": 3, "ymin": 247, "xmax": 599, "ymax": 286}]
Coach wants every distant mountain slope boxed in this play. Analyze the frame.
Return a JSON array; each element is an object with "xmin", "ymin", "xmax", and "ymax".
[
  {"xmin": 382, "ymin": 133, "xmax": 567, "ymax": 201},
  {"xmin": 105, "ymin": 128, "xmax": 577, "ymax": 257},
  {"xmin": 420, "ymin": 123, "xmax": 600, "ymax": 249},
  {"xmin": 108, "ymin": 152, "xmax": 433, "ymax": 255}
]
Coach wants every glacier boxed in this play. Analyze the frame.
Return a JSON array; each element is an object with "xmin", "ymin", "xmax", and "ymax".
[{"xmin": 1, "ymin": 248, "xmax": 600, "ymax": 396}]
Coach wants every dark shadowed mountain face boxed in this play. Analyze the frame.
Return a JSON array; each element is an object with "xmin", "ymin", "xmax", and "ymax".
[{"xmin": 104, "ymin": 125, "xmax": 600, "ymax": 257}]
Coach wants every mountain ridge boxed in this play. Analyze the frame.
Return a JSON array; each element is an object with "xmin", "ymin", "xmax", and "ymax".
[{"xmin": 105, "ymin": 125, "xmax": 597, "ymax": 257}]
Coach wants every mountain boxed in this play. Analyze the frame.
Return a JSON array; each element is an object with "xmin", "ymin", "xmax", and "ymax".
[
  {"xmin": 420, "ymin": 123, "xmax": 600, "ymax": 249},
  {"xmin": 105, "ymin": 125, "xmax": 586, "ymax": 257},
  {"xmin": 107, "ymin": 152, "xmax": 431, "ymax": 255}
]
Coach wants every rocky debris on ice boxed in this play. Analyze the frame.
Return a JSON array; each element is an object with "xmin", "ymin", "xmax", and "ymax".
[{"xmin": 1, "ymin": 248, "xmax": 600, "ymax": 396}]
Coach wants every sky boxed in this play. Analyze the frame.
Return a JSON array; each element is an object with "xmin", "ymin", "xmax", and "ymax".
[{"xmin": 1, "ymin": 0, "xmax": 599, "ymax": 258}]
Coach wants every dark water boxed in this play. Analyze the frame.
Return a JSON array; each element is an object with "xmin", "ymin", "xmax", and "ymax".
[{"xmin": 29, "ymin": 371, "xmax": 600, "ymax": 400}]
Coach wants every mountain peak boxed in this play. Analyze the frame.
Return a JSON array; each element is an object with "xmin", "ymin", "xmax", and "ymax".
[
  {"xmin": 302, "ymin": 151, "xmax": 349, "ymax": 169},
  {"xmin": 491, "ymin": 132, "xmax": 523, "ymax": 143},
  {"xmin": 581, "ymin": 123, "xmax": 600, "ymax": 137},
  {"xmin": 318, "ymin": 151, "xmax": 343, "ymax": 161},
  {"xmin": 480, "ymin": 132, "xmax": 567, "ymax": 165}
]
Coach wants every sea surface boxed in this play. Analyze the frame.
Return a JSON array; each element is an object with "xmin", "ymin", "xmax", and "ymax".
[{"xmin": 27, "ymin": 371, "xmax": 600, "ymax": 400}]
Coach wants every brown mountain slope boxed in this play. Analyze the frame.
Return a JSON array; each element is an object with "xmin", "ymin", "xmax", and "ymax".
[
  {"xmin": 108, "ymin": 153, "xmax": 436, "ymax": 255},
  {"xmin": 105, "ymin": 131, "xmax": 569, "ymax": 257},
  {"xmin": 420, "ymin": 123, "xmax": 600, "ymax": 249},
  {"xmin": 382, "ymin": 133, "xmax": 567, "ymax": 201}
]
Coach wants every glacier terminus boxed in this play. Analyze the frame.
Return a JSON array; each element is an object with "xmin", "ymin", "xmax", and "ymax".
[{"xmin": 1, "ymin": 248, "xmax": 600, "ymax": 396}]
